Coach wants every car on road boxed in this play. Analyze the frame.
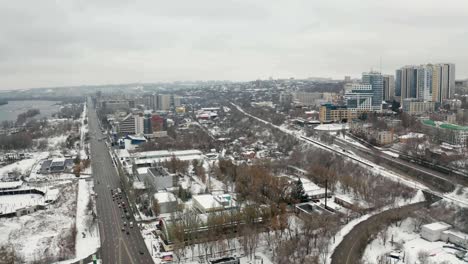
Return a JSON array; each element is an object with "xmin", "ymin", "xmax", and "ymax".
[
  {"xmin": 129, "ymin": 221, "xmax": 133, "ymax": 228},
  {"xmin": 139, "ymin": 250, "xmax": 144, "ymax": 255},
  {"xmin": 121, "ymin": 227, "xmax": 125, "ymax": 231},
  {"xmin": 123, "ymin": 221, "xmax": 127, "ymax": 226}
]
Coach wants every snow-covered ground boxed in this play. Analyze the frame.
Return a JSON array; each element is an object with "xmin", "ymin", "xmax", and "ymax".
[
  {"xmin": 0, "ymin": 151, "xmax": 49, "ymax": 178},
  {"xmin": 338, "ymin": 134, "xmax": 370, "ymax": 150},
  {"xmin": 326, "ymin": 190, "xmax": 427, "ymax": 264},
  {"xmin": 382, "ymin": 150, "xmax": 400, "ymax": 158},
  {"xmin": 0, "ymin": 193, "xmax": 44, "ymax": 214},
  {"xmin": 362, "ymin": 217, "xmax": 467, "ymax": 264},
  {"xmin": 0, "ymin": 182, "xmax": 78, "ymax": 263},
  {"xmin": 57, "ymin": 179, "xmax": 100, "ymax": 264},
  {"xmin": 48, "ymin": 135, "xmax": 68, "ymax": 149},
  {"xmin": 141, "ymin": 222, "xmax": 163, "ymax": 263}
]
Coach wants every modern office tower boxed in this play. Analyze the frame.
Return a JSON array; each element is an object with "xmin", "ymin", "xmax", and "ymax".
[
  {"xmin": 362, "ymin": 71, "xmax": 384, "ymax": 111},
  {"xmin": 383, "ymin": 75, "xmax": 395, "ymax": 101},
  {"xmin": 344, "ymin": 83, "xmax": 374, "ymax": 110},
  {"xmin": 118, "ymin": 114, "xmax": 144, "ymax": 135}
]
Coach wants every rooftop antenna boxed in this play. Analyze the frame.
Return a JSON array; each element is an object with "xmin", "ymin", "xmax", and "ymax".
[{"xmin": 380, "ymin": 56, "xmax": 382, "ymax": 74}]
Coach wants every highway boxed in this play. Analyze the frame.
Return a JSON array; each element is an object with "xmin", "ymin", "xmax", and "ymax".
[{"xmin": 88, "ymin": 98, "xmax": 154, "ymax": 264}]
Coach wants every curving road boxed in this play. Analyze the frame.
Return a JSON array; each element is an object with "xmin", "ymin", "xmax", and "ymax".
[
  {"xmin": 88, "ymin": 98, "xmax": 154, "ymax": 264},
  {"xmin": 330, "ymin": 201, "xmax": 428, "ymax": 264}
]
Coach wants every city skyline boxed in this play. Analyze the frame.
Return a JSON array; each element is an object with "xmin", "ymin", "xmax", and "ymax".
[{"xmin": 1, "ymin": 0, "xmax": 468, "ymax": 90}]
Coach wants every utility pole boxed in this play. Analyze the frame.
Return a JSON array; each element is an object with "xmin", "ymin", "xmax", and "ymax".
[{"xmin": 324, "ymin": 179, "xmax": 328, "ymax": 208}]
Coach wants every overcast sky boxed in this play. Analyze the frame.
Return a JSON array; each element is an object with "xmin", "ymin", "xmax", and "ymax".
[{"xmin": 1, "ymin": 0, "xmax": 468, "ymax": 90}]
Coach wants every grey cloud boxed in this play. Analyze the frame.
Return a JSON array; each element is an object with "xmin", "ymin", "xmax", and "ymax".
[{"xmin": 1, "ymin": 0, "xmax": 468, "ymax": 89}]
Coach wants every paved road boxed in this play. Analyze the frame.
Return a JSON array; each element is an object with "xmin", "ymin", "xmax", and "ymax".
[
  {"xmin": 330, "ymin": 201, "xmax": 428, "ymax": 264},
  {"xmin": 88, "ymin": 98, "xmax": 154, "ymax": 264}
]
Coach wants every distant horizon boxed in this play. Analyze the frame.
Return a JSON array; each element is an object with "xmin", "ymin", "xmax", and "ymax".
[{"xmin": 2, "ymin": 72, "xmax": 467, "ymax": 92}]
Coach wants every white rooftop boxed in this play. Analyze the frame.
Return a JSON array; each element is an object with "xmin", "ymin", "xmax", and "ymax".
[
  {"xmin": 399, "ymin": 132, "xmax": 425, "ymax": 139},
  {"xmin": 51, "ymin": 158, "xmax": 66, "ymax": 163},
  {"xmin": 0, "ymin": 181, "xmax": 23, "ymax": 189},
  {"xmin": 133, "ymin": 149, "xmax": 203, "ymax": 159},
  {"xmin": 193, "ymin": 194, "xmax": 222, "ymax": 210},
  {"xmin": 154, "ymin": 192, "xmax": 177, "ymax": 204},
  {"xmin": 422, "ymin": 222, "xmax": 452, "ymax": 231},
  {"xmin": 116, "ymin": 149, "xmax": 130, "ymax": 158},
  {"xmin": 300, "ymin": 178, "xmax": 323, "ymax": 192},
  {"xmin": 128, "ymin": 135, "xmax": 146, "ymax": 141},
  {"xmin": 136, "ymin": 167, "xmax": 149, "ymax": 175},
  {"xmin": 133, "ymin": 181, "xmax": 146, "ymax": 190}
]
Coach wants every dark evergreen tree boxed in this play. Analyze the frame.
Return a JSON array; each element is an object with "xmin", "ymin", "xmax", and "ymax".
[{"xmin": 292, "ymin": 180, "xmax": 308, "ymax": 203}]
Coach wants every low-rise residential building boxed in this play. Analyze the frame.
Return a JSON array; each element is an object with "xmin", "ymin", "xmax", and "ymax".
[
  {"xmin": 319, "ymin": 104, "xmax": 368, "ymax": 123},
  {"xmin": 402, "ymin": 99, "xmax": 436, "ymax": 115},
  {"xmin": 422, "ymin": 119, "xmax": 468, "ymax": 145},
  {"xmin": 376, "ymin": 131, "xmax": 394, "ymax": 145}
]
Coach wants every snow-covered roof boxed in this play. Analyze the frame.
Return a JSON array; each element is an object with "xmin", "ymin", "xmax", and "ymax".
[
  {"xmin": 154, "ymin": 192, "xmax": 177, "ymax": 204},
  {"xmin": 334, "ymin": 194, "xmax": 355, "ymax": 205},
  {"xmin": 127, "ymin": 135, "xmax": 146, "ymax": 141},
  {"xmin": 422, "ymin": 222, "xmax": 452, "ymax": 231},
  {"xmin": 314, "ymin": 123, "xmax": 349, "ymax": 131},
  {"xmin": 136, "ymin": 167, "xmax": 149, "ymax": 175},
  {"xmin": 116, "ymin": 149, "xmax": 130, "ymax": 158},
  {"xmin": 133, "ymin": 181, "xmax": 146, "ymax": 190},
  {"xmin": 0, "ymin": 181, "xmax": 23, "ymax": 189},
  {"xmin": 51, "ymin": 158, "xmax": 66, "ymax": 164},
  {"xmin": 441, "ymin": 229, "xmax": 468, "ymax": 239},
  {"xmin": 193, "ymin": 194, "xmax": 222, "ymax": 210},
  {"xmin": 133, "ymin": 149, "xmax": 203, "ymax": 160},
  {"xmin": 300, "ymin": 178, "xmax": 322, "ymax": 193},
  {"xmin": 399, "ymin": 132, "xmax": 425, "ymax": 139}
]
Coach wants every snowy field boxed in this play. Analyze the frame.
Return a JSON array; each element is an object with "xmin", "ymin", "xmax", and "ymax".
[
  {"xmin": 0, "ymin": 151, "xmax": 49, "ymax": 178},
  {"xmin": 0, "ymin": 193, "xmax": 45, "ymax": 214},
  {"xmin": 57, "ymin": 179, "xmax": 100, "ymax": 264},
  {"xmin": 0, "ymin": 182, "xmax": 78, "ymax": 263},
  {"xmin": 362, "ymin": 217, "xmax": 466, "ymax": 264}
]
